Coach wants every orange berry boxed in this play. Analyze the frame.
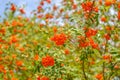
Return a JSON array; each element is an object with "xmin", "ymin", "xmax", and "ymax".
[
  {"xmin": 34, "ymin": 54, "xmax": 39, "ymax": 61},
  {"xmin": 64, "ymin": 49, "xmax": 70, "ymax": 55},
  {"xmin": 114, "ymin": 65, "xmax": 119, "ymax": 69},
  {"xmin": 101, "ymin": 16, "xmax": 107, "ymax": 22},
  {"xmin": 16, "ymin": 60, "xmax": 23, "ymax": 66}
]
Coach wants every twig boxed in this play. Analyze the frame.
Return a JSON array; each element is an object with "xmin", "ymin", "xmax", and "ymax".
[
  {"xmin": 103, "ymin": 40, "xmax": 108, "ymax": 80},
  {"xmin": 82, "ymin": 59, "xmax": 88, "ymax": 80}
]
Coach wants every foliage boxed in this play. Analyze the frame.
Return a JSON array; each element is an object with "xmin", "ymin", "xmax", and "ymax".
[{"xmin": 0, "ymin": 0, "xmax": 120, "ymax": 80}]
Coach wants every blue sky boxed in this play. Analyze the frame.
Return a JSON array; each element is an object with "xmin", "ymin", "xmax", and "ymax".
[{"xmin": 0, "ymin": 0, "xmax": 62, "ymax": 21}]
